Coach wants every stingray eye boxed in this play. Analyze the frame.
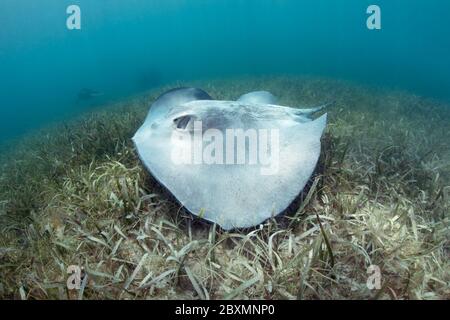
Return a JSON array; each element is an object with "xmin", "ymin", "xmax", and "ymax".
[{"xmin": 173, "ymin": 115, "xmax": 194, "ymax": 130}]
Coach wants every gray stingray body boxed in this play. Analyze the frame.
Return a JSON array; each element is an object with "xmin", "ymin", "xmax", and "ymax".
[{"xmin": 133, "ymin": 88, "xmax": 328, "ymax": 230}]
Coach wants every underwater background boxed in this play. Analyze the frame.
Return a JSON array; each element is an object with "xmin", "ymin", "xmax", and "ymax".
[
  {"xmin": 1, "ymin": 0, "xmax": 450, "ymax": 146},
  {"xmin": 1, "ymin": 0, "xmax": 450, "ymax": 300}
]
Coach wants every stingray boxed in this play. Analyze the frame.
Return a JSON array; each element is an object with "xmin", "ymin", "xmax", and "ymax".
[{"xmin": 133, "ymin": 88, "xmax": 329, "ymax": 230}]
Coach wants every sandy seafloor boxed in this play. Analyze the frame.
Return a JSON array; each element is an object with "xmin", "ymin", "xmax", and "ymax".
[{"xmin": 0, "ymin": 76, "xmax": 449, "ymax": 299}]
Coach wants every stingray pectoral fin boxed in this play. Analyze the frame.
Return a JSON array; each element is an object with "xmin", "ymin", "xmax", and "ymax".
[{"xmin": 237, "ymin": 91, "xmax": 278, "ymax": 105}]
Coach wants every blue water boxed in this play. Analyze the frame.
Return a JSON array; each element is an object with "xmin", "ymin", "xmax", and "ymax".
[{"xmin": 1, "ymin": 0, "xmax": 449, "ymax": 144}]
